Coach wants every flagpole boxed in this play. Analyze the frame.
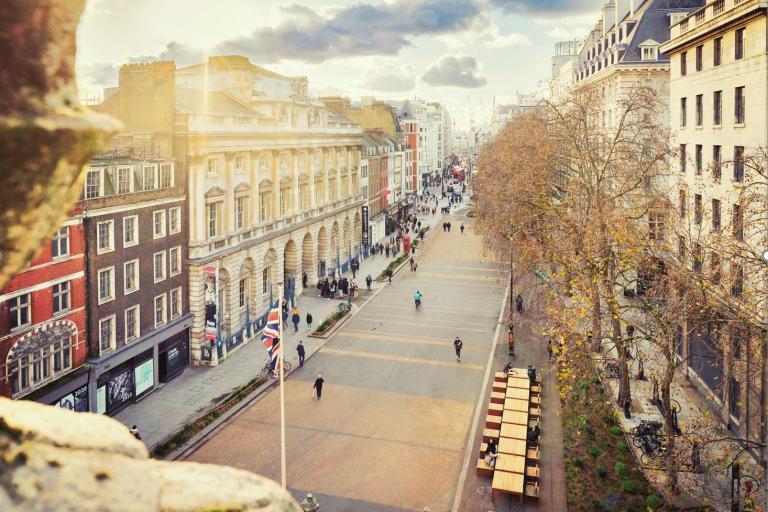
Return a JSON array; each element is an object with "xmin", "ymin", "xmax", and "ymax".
[{"xmin": 278, "ymin": 278, "xmax": 286, "ymax": 490}]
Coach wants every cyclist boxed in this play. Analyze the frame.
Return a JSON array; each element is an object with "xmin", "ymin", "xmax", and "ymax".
[{"xmin": 414, "ymin": 290, "xmax": 423, "ymax": 310}]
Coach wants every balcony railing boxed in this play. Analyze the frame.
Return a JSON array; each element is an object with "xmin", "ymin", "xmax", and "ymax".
[{"xmin": 672, "ymin": 0, "xmax": 757, "ymax": 38}]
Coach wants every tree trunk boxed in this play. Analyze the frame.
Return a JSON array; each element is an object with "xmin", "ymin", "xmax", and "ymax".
[
  {"xmin": 661, "ymin": 369, "xmax": 679, "ymax": 493},
  {"xmin": 591, "ymin": 281, "xmax": 602, "ymax": 352}
]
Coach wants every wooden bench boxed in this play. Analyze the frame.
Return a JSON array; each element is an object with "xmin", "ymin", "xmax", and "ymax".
[
  {"xmin": 530, "ymin": 395, "xmax": 541, "ymax": 405},
  {"xmin": 485, "ymin": 414, "xmax": 502, "ymax": 429},
  {"xmin": 494, "ymin": 371, "xmax": 508, "ymax": 383},
  {"xmin": 531, "ymin": 384, "xmax": 542, "ymax": 394},
  {"xmin": 529, "ymin": 405, "xmax": 541, "ymax": 418},
  {"xmin": 483, "ymin": 428, "xmax": 500, "ymax": 443},
  {"xmin": 476, "ymin": 457, "xmax": 494, "ymax": 478},
  {"xmin": 524, "ymin": 480, "xmax": 540, "ymax": 501},
  {"xmin": 488, "ymin": 403, "xmax": 504, "ymax": 416},
  {"xmin": 525, "ymin": 464, "xmax": 540, "ymax": 479},
  {"xmin": 492, "ymin": 381, "xmax": 506, "ymax": 393},
  {"xmin": 527, "ymin": 445, "xmax": 540, "ymax": 462},
  {"xmin": 490, "ymin": 392, "xmax": 506, "ymax": 404},
  {"xmin": 491, "ymin": 470, "xmax": 524, "ymax": 504}
]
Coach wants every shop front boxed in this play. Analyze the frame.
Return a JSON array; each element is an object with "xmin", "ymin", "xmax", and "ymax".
[{"xmin": 159, "ymin": 331, "xmax": 189, "ymax": 383}]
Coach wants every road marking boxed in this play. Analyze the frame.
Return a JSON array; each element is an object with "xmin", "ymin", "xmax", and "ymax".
[
  {"xmin": 320, "ymin": 348, "xmax": 485, "ymax": 371},
  {"xmin": 336, "ymin": 330, "xmax": 488, "ymax": 351},
  {"xmin": 355, "ymin": 311, "xmax": 496, "ymax": 328},
  {"xmin": 450, "ymin": 277, "xmax": 510, "ymax": 512},
  {"xmin": 352, "ymin": 317, "xmax": 490, "ymax": 333}
]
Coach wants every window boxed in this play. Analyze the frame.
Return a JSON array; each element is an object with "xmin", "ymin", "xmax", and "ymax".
[
  {"xmin": 85, "ymin": 169, "xmax": 101, "ymax": 198},
  {"xmin": 51, "ymin": 227, "xmax": 69, "ymax": 258},
  {"xmin": 694, "ymin": 194, "xmax": 703, "ymax": 225},
  {"xmin": 694, "ymin": 44, "xmax": 702, "ymax": 71},
  {"xmin": 678, "ymin": 236, "xmax": 686, "ymax": 260},
  {"xmin": 280, "ymin": 187, "xmax": 291, "ymax": 216},
  {"xmin": 713, "ymin": 90, "xmax": 722, "ymax": 125},
  {"xmin": 153, "ymin": 251, "xmax": 166, "ymax": 283},
  {"xmin": 259, "ymin": 192, "xmax": 272, "ymax": 222},
  {"xmin": 695, "ymin": 145, "xmax": 703, "ymax": 175},
  {"xmin": 679, "ymin": 189, "xmax": 687, "ymax": 217},
  {"xmin": 170, "ymin": 288, "xmax": 182, "ymax": 320},
  {"xmin": 733, "ymin": 204, "xmax": 743, "ymax": 240},
  {"xmin": 206, "ymin": 159, "xmax": 218, "ymax": 175},
  {"xmin": 235, "ymin": 155, "xmax": 245, "ymax": 174},
  {"xmin": 680, "ymin": 144, "xmax": 687, "ymax": 172},
  {"xmin": 680, "ymin": 98, "xmax": 687, "ymax": 127},
  {"xmin": 153, "ymin": 210, "xmax": 166, "ymax": 238},
  {"xmin": 97, "ymin": 267, "xmax": 114, "ymax": 304},
  {"xmin": 680, "ymin": 51, "xmax": 687, "ymax": 75},
  {"xmin": 713, "ymin": 145, "xmax": 722, "ymax": 180},
  {"xmin": 641, "ymin": 46, "xmax": 657, "ymax": 61},
  {"xmin": 735, "ymin": 87, "xmax": 745, "ymax": 124},
  {"xmin": 236, "ymin": 196, "xmax": 248, "ymax": 230},
  {"xmin": 9, "ymin": 294, "xmax": 31, "ymax": 330},
  {"xmin": 714, "ymin": 37, "xmax": 722, "ymax": 66},
  {"xmin": 125, "ymin": 305, "xmax": 140, "ymax": 342},
  {"xmin": 96, "ymin": 220, "xmax": 114, "ymax": 253},
  {"xmin": 712, "ymin": 199, "xmax": 721, "ymax": 231},
  {"xmin": 123, "ymin": 216, "xmax": 138, "ymax": 247},
  {"xmin": 124, "ymin": 259, "xmax": 139, "ymax": 294},
  {"xmin": 117, "ymin": 167, "xmax": 131, "ymax": 194},
  {"xmin": 169, "ymin": 246, "xmax": 181, "ymax": 276},
  {"xmin": 159, "ymin": 164, "xmax": 172, "ymax": 188},
  {"xmin": 649, "ymin": 212, "xmax": 665, "ymax": 241},
  {"xmin": 262, "ymin": 268, "xmax": 270, "ymax": 294},
  {"xmin": 9, "ymin": 335, "xmax": 73, "ymax": 396},
  {"xmin": 99, "ymin": 315, "xmax": 116, "ymax": 352},
  {"xmin": 693, "ymin": 243, "xmax": 703, "ymax": 272},
  {"xmin": 143, "ymin": 165, "xmax": 156, "ymax": 190},
  {"xmin": 52, "ymin": 282, "xmax": 70, "ymax": 314},
  {"xmin": 734, "ymin": 146, "xmax": 744, "ymax": 182},
  {"xmin": 154, "ymin": 294, "xmax": 167, "ymax": 327},
  {"xmin": 731, "ymin": 263, "xmax": 744, "ymax": 297},
  {"xmin": 169, "ymin": 207, "xmax": 181, "ymax": 234},
  {"xmin": 239, "ymin": 278, "xmax": 247, "ymax": 308},
  {"xmin": 695, "ymin": 94, "xmax": 703, "ymax": 126},
  {"xmin": 207, "ymin": 202, "xmax": 220, "ymax": 237},
  {"xmin": 735, "ymin": 28, "xmax": 745, "ymax": 60},
  {"xmin": 711, "ymin": 253, "xmax": 721, "ymax": 284}
]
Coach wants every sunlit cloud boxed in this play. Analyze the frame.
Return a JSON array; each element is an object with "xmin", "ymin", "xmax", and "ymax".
[
  {"xmin": 362, "ymin": 64, "xmax": 416, "ymax": 92},
  {"xmin": 490, "ymin": 0, "xmax": 596, "ymax": 16},
  {"xmin": 422, "ymin": 55, "xmax": 487, "ymax": 88}
]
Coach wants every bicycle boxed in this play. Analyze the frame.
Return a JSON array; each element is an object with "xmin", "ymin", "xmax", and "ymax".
[{"xmin": 259, "ymin": 358, "xmax": 293, "ymax": 379}]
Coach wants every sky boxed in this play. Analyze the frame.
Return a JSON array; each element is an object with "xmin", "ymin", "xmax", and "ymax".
[{"xmin": 76, "ymin": 0, "xmax": 600, "ymax": 128}]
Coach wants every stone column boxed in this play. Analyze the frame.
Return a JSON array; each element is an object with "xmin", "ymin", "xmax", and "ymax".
[
  {"xmin": 224, "ymin": 153, "xmax": 234, "ymax": 233},
  {"xmin": 271, "ymin": 150, "xmax": 280, "ymax": 219},
  {"xmin": 291, "ymin": 148, "xmax": 299, "ymax": 215}
]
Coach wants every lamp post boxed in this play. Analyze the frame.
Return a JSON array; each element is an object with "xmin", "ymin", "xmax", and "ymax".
[{"xmin": 508, "ymin": 232, "xmax": 515, "ymax": 357}]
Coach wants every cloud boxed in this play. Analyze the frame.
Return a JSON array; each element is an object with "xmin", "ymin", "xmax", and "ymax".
[
  {"xmin": 439, "ymin": 17, "xmax": 532, "ymax": 49},
  {"xmin": 421, "ymin": 55, "xmax": 487, "ymax": 88},
  {"xmin": 532, "ymin": 13, "xmax": 594, "ymax": 40},
  {"xmin": 362, "ymin": 64, "xmax": 416, "ymax": 92},
  {"xmin": 490, "ymin": 0, "xmax": 596, "ymax": 15},
  {"xmin": 212, "ymin": 0, "xmax": 484, "ymax": 63},
  {"xmin": 128, "ymin": 41, "xmax": 205, "ymax": 67}
]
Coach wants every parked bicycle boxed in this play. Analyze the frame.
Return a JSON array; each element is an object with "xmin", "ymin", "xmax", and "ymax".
[
  {"xmin": 259, "ymin": 358, "xmax": 293, "ymax": 379},
  {"xmin": 632, "ymin": 419, "xmax": 666, "ymax": 462}
]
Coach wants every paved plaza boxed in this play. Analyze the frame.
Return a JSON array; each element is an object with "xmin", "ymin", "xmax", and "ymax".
[{"xmin": 185, "ymin": 216, "xmax": 510, "ymax": 510}]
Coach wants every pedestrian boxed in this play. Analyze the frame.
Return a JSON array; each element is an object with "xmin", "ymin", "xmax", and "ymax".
[
  {"xmin": 302, "ymin": 272, "xmax": 308, "ymax": 288},
  {"xmin": 366, "ymin": 274, "xmax": 373, "ymax": 291},
  {"xmin": 306, "ymin": 312, "xmax": 313, "ymax": 330},
  {"xmin": 527, "ymin": 364, "xmax": 536, "ymax": 383},
  {"xmin": 460, "ymin": 224, "xmax": 465, "ymax": 234},
  {"xmin": 387, "ymin": 268, "xmax": 393, "ymax": 283},
  {"xmin": 454, "ymin": 337, "xmax": 463, "ymax": 362},
  {"xmin": 516, "ymin": 294, "xmax": 524, "ymax": 314},
  {"xmin": 385, "ymin": 245, "xmax": 390, "ymax": 257},
  {"xmin": 546, "ymin": 340, "xmax": 554, "ymax": 362},
  {"xmin": 129, "ymin": 425, "xmax": 142, "ymax": 441},
  {"xmin": 313, "ymin": 374, "xmax": 324, "ymax": 400},
  {"xmin": 447, "ymin": 222, "xmax": 452, "ymax": 232},
  {"xmin": 282, "ymin": 299, "xmax": 289, "ymax": 323},
  {"xmin": 291, "ymin": 308, "xmax": 300, "ymax": 332},
  {"xmin": 301, "ymin": 493, "xmax": 320, "ymax": 512},
  {"xmin": 297, "ymin": 341, "xmax": 306, "ymax": 367}
]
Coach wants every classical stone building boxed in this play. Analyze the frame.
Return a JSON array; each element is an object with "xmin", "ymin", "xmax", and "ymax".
[{"xmin": 660, "ymin": 0, "xmax": 768, "ymax": 454}]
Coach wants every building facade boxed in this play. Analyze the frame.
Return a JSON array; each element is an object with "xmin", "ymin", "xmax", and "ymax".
[
  {"xmin": 660, "ymin": 0, "xmax": 767, "ymax": 451},
  {"xmin": 83, "ymin": 152, "xmax": 191, "ymax": 414},
  {"xmin": 0, "ymin": 211, "xmax": 88, "ymax": 410}
]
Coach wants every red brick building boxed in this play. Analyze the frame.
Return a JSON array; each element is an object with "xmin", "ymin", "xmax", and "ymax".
[
  {"xmin": 402, "ymin": 120, "xmax": 420, "ymax": 194},
  {"xmin": 0, "ymin": 205, "xmax": 89, "ymax": 410}
]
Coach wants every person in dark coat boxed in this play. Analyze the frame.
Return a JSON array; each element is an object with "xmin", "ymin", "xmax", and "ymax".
[
  {"xmin": 516, "ymin": 294, "xmax": 524, "ymax": 314},
  {"xmin": 302, "ymin": 272, "xmax": 308, "ymax": 288},
  {"xmin": 291, "ymin": 309, "xmax": 301, "ymax": 332},
  {"xmin": 313, "ymin": 374, "xmax": 324, "ymax": 400},
  {"xmin": 365, "ymin": 274, "xmax": 373, "ymax": 291},
  {"xmin": 454, "ymin": 337, "xmax": 463, "ymax": 362},
  {"xmin": 387, "ymin": 268, "xmax": 393, "ymax": 283},
  {"xmin": 297, "ymin": 341, "xmax": 306, "ymax": 367},
  {"xmin": 306, "ymin": 312, "xmax": 313, "ymax": 330}
]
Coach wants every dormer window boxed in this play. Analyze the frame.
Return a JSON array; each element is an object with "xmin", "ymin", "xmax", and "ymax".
[
  {"xmin": 639, "ymin": 40, "xmax": 660, "ymax": 61},
  {"xmin": 670, "ymin": 13, "xmax": 687, "ymax": 27},
  {"xmin": 642, "ymin": 47, "xmax": 657, "ymax": 60}
]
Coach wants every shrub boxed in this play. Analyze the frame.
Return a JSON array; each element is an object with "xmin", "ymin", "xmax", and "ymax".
[
  {"xmin": 610, "ymin": 425, "xmax": 624, "ymax": 436},
  {"xmin": 587, "ymin": 447, "xmax": 601, "ymax": 459},
  {"xmin": 617, "ymin": 440, "xmax": 629, "ymax": 454},
  {"xmin": 596, "ymin": 464, "xmax": 607, "ymax": 478},
  {"xmin": 621, "ymin": 479, "xmax": 640, "ymax": 494},
  {"xmin": 614, "ymin": 462, "xmax": 627, "ymax": 478},
  {"xmin": 573, "ymin": 457, "xmax": 584, "ymax": 468},
  {"xmin": 646, "ymin": 495, "xmax": 662, "ymax": 510}
]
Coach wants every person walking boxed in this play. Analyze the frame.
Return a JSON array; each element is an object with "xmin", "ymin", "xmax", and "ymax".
[
  {"xmin": 129, "ymin": 425, "xmax": 142, "ymax": 441},
  {"xmin": 297, "ymin": 341, "xmax": 306, "ymax": 367},
  {"xmin": 306, "ymin": 312, "xmax": 313, "ymax": 331},
  {"xmin": 454, "ymin": 337, "xmax": 463, "ymax": 362},
  {"xmin": 460, "ymin": 224, "xmax": 465, "ymax": 234},
  {"xmin": 365, "ymin": 274, "xmax": 373, "ymax": 291},
  {"xmin": 291, "ymin": 308, "xmax": 301, "ymax": 332},
  {"xmin": 387, "ymin": 268, "xmax": 393, "ymax": 283},
  {"xmin": 546, "ymin": 339, "xmax": 554, "ymax": 362},
  {"xmin": 313, "ymin": 374, "xmax": 325, "ymax": 400},
  {"xmin": 516, "ymin": 294, "xmax": 524, "ymax": 314}
]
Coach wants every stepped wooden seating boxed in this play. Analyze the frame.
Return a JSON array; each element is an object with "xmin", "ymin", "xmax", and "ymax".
[
  {"xmin": 530, "ymin": 395, "xmax": 541, "ymax": 405},
  {"xmin": 492, "ymin": 381, "xmax": 506, "ymax": 393},
  {"xmin": 476, "ymin": 457, "xmax": 494, "ymax": 477},
  {"xmin": 485, "ymin": 414, "xmax": 502, "ymax": 429},
  {"xmin": 526, "ymin": 445, "xmax": 540, "ymax": 462},
  {"xmin": 526, "ymin": 464, "xmax": 540, "ymax": 479},
  {"xmin": 490, "ymin": 391, "xmax": 506, "ymax": 404},
  {"xmin": 491, "ymin": 470, "xmax": 524, "ymax": 504},
  {"xmin": 524, "ymin": 480, "xmax": 540, "ymax": 501},
  {"xmin": 529, "ymin": 405, "xmax": 541, "ymax": 418},
  {"xmin": 483, "ymin": 428, "xmax": 500, "ymax": 443},
  {"xmin": 494, "ymin": 371, "xmax": 508, "ymax": 383},
  {"xmin": 488, "ymin": 403, "xmax": 504, "ymax": 416}
]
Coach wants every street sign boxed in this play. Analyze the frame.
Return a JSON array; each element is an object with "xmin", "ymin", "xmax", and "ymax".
[{"xmin": 361, "ymin": 205, "xmax": 369, "ymax": 247}]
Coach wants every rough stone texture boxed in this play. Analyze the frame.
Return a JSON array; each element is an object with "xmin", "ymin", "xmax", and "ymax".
[
  {"xmin": 0, "ymin": 0, "xmax": 121, "ymax": 289},
  {"xmin": 0, "ymin": 398, "xmax": 302, "ymax": 512}
]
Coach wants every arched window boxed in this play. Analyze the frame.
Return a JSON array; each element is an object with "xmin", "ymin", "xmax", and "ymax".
[{"xmin": 8, "ymin": 321, "xmax": 76, "ymax": 396}]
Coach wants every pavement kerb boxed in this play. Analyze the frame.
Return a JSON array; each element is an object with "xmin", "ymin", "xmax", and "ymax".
[{"xmin": 450, "ymin": 278, "xmax": 511, "ymax": 512}]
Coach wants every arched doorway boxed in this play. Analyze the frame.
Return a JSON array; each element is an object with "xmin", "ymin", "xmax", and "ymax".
[
  {"xmin": 353, "ymin": 211, "xmax": 362, "ymax": 253},
  {"xmin": 263, "ymin": 248, "xmax": 278, "ymax": 307},
  {"xmin": 302, "ymin": 232, "xmax": 315, "ymax": 287},
  {"xmin": 239, "ymin": 258, "xmax": 256, "ymax": 312},
  {"xmin": 330, "ymin": 222, "xmax": 340, "ymax": 275},
  {"xmin": 316, "ymin": 226, "xmax": 328, "ymax": 278},
  {"xmin": 283, "ymin": 240, "xmax": 298, "ymax": 305}
]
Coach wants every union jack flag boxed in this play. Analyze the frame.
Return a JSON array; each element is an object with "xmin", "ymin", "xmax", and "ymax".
[{"xmin": 261, "ymin": 300, "xmax": 281, "ymax": 371}]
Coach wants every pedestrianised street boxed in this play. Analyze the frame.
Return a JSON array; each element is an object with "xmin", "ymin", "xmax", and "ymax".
[{"xmin": 186, "ymin": 217, "xmax": 508, "ymax": 510}]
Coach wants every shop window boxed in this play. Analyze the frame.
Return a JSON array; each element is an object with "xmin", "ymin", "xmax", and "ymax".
[{"xmin": 9, "ymin": 327, "xmax": 73, "ymax": 396}]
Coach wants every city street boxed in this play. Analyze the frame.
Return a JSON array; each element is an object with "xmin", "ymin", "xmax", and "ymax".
[{"xmin": 185, "ymin": 215, "xmax": 508, "ymax": 511}]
